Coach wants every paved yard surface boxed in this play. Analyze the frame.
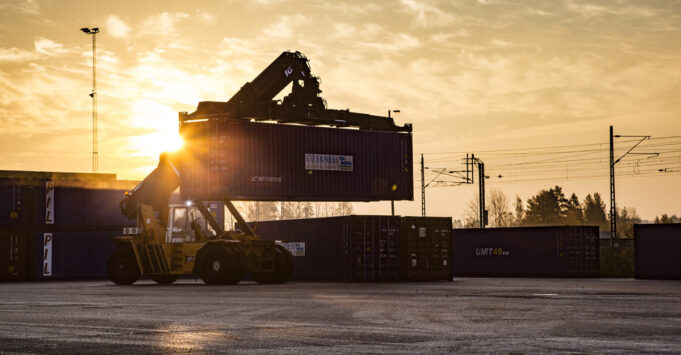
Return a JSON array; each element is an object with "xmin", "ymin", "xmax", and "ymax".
[{"xmin": 1, "ymin": 278, "xmax": 681, "ymax": 353}]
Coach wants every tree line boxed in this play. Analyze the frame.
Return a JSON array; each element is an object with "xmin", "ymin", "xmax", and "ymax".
[
  {"xmin": 458, "ymin": 186, "xmax": 672, "ymax": 237},
  {"xmin": 234, "ymin": 201, "xmax": 354, "ymax": 223}
]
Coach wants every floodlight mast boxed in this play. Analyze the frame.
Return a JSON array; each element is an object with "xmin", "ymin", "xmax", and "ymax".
[{"xmin": 81, "ymin": 27, "xmax": 99, "ymax": 172}]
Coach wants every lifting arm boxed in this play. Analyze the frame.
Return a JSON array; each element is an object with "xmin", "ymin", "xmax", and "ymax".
[
  {"xmin": 120, "ymin": 152, "xmax": 180, "ymax": 227},
  {"xmin": 180, "ymin": 51, "xmax": 411, "ymax": 132}
]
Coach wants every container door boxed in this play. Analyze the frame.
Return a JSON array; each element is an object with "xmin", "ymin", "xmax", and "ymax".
[{"xmin": 0, "ymin": 230, "xmax": 27, "ymax": 281}]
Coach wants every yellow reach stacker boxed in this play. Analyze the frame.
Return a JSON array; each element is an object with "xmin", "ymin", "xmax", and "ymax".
[
  {"xmin": 107, "ymin": 152, "xmax": 294, "ymax": 285},
  {"xmin": 107, "ymin": 51, "xmax": 409, "ymax": 285}
]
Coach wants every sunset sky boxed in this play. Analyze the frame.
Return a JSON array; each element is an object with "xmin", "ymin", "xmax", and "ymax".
[{"xmin": 1, "ymin": 0, "xmax": 679, "ymax": 221}]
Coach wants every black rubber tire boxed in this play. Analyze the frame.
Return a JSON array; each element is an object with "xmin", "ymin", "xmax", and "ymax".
[
  {"xmin": 220, "ymin": 246, "xmax": 245, "ymax": 285},
  {"xmin": 252, "ymin": 245, "xmax": 294, "ymax": 284},
  {"xmin": 151, "ymin": 274, "xmax": 180, "ymax": 285},
  {"xmin": 199, "ymin": 248, "xmax": 229, "ymax": 285},
  {"xmin": 106, "ymin": 250, "xmax": 140, "ymax": 285},
  {"xmin": 274, "ymin": 245, "xmax": 294, "ymax": 283}
]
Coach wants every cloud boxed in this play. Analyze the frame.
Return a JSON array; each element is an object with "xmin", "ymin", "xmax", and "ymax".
[
  {"xmin": 358, "ymin": 33, "xmax": 421, "ymax": 52},
  {"xmin": 139, "ymin": 12, "xmax": 189, "ymax": 37},
  {"xmin": 0, "ymin": 47, "xmax": 38, "ymax": 62},
  {"xmin": 0, "ymin": 0, "xmax": 40, "ymax": 15},
  {"xmin": 563, "ymin": 0, "xmax": 655, "ymax": 18},
  {"xmin": 261, "ymin": 14, "xmax": 307, "ymax": 38},
  {"xmin": 34, "ymin": 37, "xmax": 67, "ymax": 56},
  {"xmin": 399, "ymin": 0, "xmax": 456, "ymax": 28},
  {"xmin": 106, "ymin": 15, "xmax": 131, "ymax": 38}
]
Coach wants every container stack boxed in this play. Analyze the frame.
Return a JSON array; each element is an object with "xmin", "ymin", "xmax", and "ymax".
[
  {"xmin": 452, "ymin": 226, "xmax": 599, "ymax": 278},
  {"xmin": 251, "ymin": 215, "xmax": 453, "ymax": 282},
  {"xmin": 0, "ymin": 171, "xmax": 138, "ymax": 281}
]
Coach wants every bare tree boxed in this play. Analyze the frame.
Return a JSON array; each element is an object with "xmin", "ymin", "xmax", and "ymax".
[
  {"xmin": 488, "ymin": 188, "xmax": 512, "ymax": 227},
  {"xmin": 333, "ymin": 202, "xmax": 354, "ymax": 216},
  {"xmin": 463, "ymin": 196, "xmax": 479, "ymax": 228}
]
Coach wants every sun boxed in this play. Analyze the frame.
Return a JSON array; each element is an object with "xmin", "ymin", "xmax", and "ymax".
[{"xmin": 128, "ymin": 100, "xmax": 185, "ymax": 158}]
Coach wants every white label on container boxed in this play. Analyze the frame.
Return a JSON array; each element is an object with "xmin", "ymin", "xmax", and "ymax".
[
  {"xmin": 45, "ymin": 182, "xmax": 54, "ymax": 224},
  {"xmin": 43, "ymin": 233, "xmax": 52, "ymax": 276},
  {"xmin": 282, "ymin": 242, "xmax": 305, "ymax": 256},
  {"xmin": 418, "ymin": 227, "xmax": 427, "ymax": 238},
  {"xmin": 411, "ymin": 259, "xmax": 417, "ymax": 267},
  {"xmin": 305, "ymin": 154, "xmax": 353, "ymax": 172},
  {"xmin": 250, "ymin": 176, "xmax": 282, "ymax": 183}
]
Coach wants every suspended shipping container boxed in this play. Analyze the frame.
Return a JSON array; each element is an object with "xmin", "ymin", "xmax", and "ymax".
[
  {"xmin": 179, "ymin": 119, "xmax": 413, "ymax": 202},
  {"xmin": 251, "ymin": 215, "xmax": 452, "ymax": 282},
  {"xmin": 452, "ymin": 226, "xmax": 599, "ymax": 278},
  {"xmin": 635, "ymin": 223, "xmax": 681, "ymax": 280}
]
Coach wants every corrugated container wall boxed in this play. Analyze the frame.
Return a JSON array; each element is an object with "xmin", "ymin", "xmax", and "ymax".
[
  {"xmin": 179, "ymin": 119, "xmax": 413, "ymax": 202},
  {"xmin": 251, "ymin": 215, "xmax": 452, "ymax": 282},
  {"xmin": 635, "ymin": 224, "xmax": 681, "ymax": 280},
  {"xmin": 452, "ymin": 226, "xmax": 599, "ymax": 278},
  {"xmin": 251, "ymin": 216, "xmax": 401, "ymax": 281},
  {"xmin": 400, "ymin": 217, "xmax": 453, "ymax": 281},
  {"xmin": 1, "ymin": 174, "xmax": 138, "ymax": 281}
]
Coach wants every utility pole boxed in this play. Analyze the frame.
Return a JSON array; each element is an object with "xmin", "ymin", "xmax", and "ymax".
[
  {"xmin": 80, "ymin": 27, "xmax": 99, "ymax": 173},
  {"xmin": 421, "ymin": 153, "xmax": 425, "ymax": 217},
  {"xmin": 609, "ymin": 126, "xmax": 616, "ymax": 241},
  {"xmin": 609, "ymin": 126, "xmax": 655, "ymax": 242},
  {"xmin": 478, "ymin": 161, "xmax": 486, "ymax": 228}
]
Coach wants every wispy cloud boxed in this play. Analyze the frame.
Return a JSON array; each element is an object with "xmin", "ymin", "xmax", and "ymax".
[
  {"xmin": 106, "ymin": 15, "xmax": 131, "ymax": 38},
  {"xmin": 563, "ymin": 0, "xmax": 655, "ymax": 18},
  {"xmin": 399, "ymin": 0, "xmax": 456, "ymax": 28},
  {"xmin": 0, "ymin": 47, "xmax": 38, "ymax": 62},
  {"xmin": 138, "ymin": 12, "xmax": 189, "ymax": 37},
  {"xmin": 34, "ymin": 37, "xmax": 68, "ymax": 56}
]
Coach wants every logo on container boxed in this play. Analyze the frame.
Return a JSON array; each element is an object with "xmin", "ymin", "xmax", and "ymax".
[
  {"xmin": 43, "ymin": 233, "xmax": 52, "ymax": 276},
  {"xmin": 305, "ymin": 154, "xmax": 353, "ymax": 172},
  {"xmin": 475, "ymin": 247, "xmax": 510, "ymax": 256}
]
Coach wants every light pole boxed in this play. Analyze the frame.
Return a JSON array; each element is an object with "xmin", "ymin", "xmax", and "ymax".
[
  {"xmin": 80, "ymin": 27, "xmax": 99, "ymax": 173},
  {"xmin": 388, "ymin": 109, "xmax": 400, "ymax": 216}
]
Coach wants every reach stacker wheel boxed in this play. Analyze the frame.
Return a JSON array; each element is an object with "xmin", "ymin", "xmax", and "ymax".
[
  {"xmin": 199, "ymin": 247, "xmax": 241, "ymax": 285},
  {"xmin": 220, "ymin": 246, "xmax": 245, "ymax": 285},
  {"xmin": 106, "ymin": 250, "xmax": 141, "ymax": 285},
  {"xmin": 252, "ymin": 245, "xmax": 294, "ymax": 284}
]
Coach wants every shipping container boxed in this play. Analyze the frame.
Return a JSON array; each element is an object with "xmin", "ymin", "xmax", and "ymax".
[
  {"xmin": 179, "ymin": 119, "xmax": 413, "ymax": 202},
  {"xmin": 401, "ymin": 217, "xmax": 453, "ymax": 281},
  {"xmin": 635, "ymin": 224, "xmax": 681, "ymax": 280},
  {"xmin": 0, "ymin": 172, "xmax": 138, "ymax": 228},
  {"xmin": 251, "ymin": 215, "xmax": 401, "ymax": 281},
  {"xmin": 1, "ymin": 171, "xmax": 140, "ymax": 281},
  {"xmin": 27, "ymin": 227, "xmax": 120, "ymax": 280},
  {"xmin": 0, "ymin": 230, "xmax": 27, "ymax": 281},
  {"xmin": 452, "ymin": 226, "xmax": 599, "ymax": 278},
  {"xmin": 250, "ymin": 215, "xmax": 452, "ymax": 282}
]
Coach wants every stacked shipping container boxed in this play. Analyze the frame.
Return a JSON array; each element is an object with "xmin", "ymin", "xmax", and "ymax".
[
  {"xmin": 0, "ymin": 172, "xmax": 138, "ymax": 281},
  {"xmin": 452, "ymin": 226, "xmax": 599, "ymax": 278},
  {"xmin": 251, "ymin": 215, "xmax": 453, "ymax": 282},
  {"xmin": 635, "ymin": 223, "xmax": 681, "ymax": 280}
]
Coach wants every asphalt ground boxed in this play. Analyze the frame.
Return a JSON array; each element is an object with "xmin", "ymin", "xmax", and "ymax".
[{"xmin": 1, "ymin": 278, "xmax": 680, "ymax": 354}]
